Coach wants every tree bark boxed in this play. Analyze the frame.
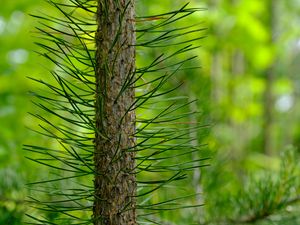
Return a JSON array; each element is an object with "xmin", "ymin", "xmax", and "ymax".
[{"xmin": 94, "ymin": 0, "xmax": 136, "ymax": 224}]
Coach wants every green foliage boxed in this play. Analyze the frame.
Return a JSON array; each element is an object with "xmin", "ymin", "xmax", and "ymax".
[
  {"xmin": 23, "ymin": 0, "xmax": 207, "ymax": 224},
  {"xmin": 0, "ymin": 168, "xmax": 24, "ymax": 225},
  {"xmin": 0, "ymin": 206, "xmax": 23, "ymax": 225},
  {"xmin": 2, "ymin": 0, "xmax": 300, "ymax": 224},
  {"xmin": 202, "ymin": 147, "xmax": 300, "ymax": 225}
]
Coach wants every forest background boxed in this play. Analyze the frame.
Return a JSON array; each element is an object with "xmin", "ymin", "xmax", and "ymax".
[{"xmin": 1, "ymin": 0, "xmax": 300, "ymax": 224}]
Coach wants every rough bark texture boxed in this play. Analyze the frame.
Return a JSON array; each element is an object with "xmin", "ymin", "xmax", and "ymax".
[{"xmin": 94, "ymin": 0, "xmax": 136, "ymax": 224}]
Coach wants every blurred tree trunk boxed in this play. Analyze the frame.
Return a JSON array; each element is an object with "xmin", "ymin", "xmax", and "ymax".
[
  {"xmin": 189, "ymin": 94, "xmax": 203, "ymax": 224},
  {"xmin": 263, "ymin": 0, "xmax": 277, "ymax": 155},
  {"xmin": 93, "ymin": 0, "xmax": 136, "ymax": 224},
  {"xmin": 229, "ymin": 49, "xmax": 245, "ymax": 157}
]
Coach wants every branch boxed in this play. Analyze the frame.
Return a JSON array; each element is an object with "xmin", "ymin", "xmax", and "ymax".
[{"xmin": 203, "ymin": 195, "xmax": 300, "ymax": 225}]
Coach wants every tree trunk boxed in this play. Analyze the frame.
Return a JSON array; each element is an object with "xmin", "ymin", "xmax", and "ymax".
[
  {"xmin": 263, "ymin": 0, "xmax": 277, "ymax": 155},
  {"xmin": 93, "ymin": 0, "xmax": 136, "ymax": 224}
]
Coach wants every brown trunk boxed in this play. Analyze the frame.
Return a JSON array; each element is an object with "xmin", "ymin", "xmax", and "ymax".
[{"xmin": 93, "ymin": 0, "xmax": 136, "ymax": 224}]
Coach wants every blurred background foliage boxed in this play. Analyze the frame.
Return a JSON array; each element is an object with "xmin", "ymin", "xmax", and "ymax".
[{"xmin": 1, "ymin": 0, "xmax": 300, "ymax": 224}]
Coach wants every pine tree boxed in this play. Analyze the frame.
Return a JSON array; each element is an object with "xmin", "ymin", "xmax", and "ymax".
[
  {"xmin": 25, "ymin": 0, "xmax": 206, "ymax": 224},
  {"xmin": 94, "ymin": 1, "xmax": 136, "ymax": 224}
]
